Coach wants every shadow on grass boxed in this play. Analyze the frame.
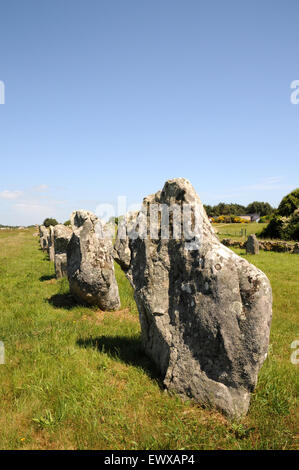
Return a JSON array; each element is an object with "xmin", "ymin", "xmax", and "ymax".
[
  {"xmin": 77, "ymin": 335, "xmax": 162, "ymax": 386},
  {"xmin": 47, "ymin": 293, "xmax": 78, "ymax": 309},
  {"xmin": 40, "ymin": 274, "xmax": 56, "ymax": 281}
]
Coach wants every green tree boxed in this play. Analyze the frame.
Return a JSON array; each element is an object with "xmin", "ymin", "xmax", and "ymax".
[
  {"xmin": 246, "ymin": 201, "xmax": 274, "ymax": 216},
  {"xmin": 204, "ymin": 203, "xmax": 246, "ymax": 217},
  {"xmin": 259, "ymin": 189, "xmax": 299, "ymax": 241},
  {"xmin": 277, "ymin": 188, "xmax": 299, "ymax": 217},
  {"xmin": 203, "ymin": 205, "xmax": 213, "ymax": 217},
  {"xmin": 43, "ymin": 218, "xmax": 58, "ymax": 227},
  {"xmin": 259, "ymin": 215, "xmax": 286, "ymax": 239}
]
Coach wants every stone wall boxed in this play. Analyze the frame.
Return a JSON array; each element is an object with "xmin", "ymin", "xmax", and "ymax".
[{"xmin": 222, "ymin": 238, "xmax": 299, "ymax": 253}]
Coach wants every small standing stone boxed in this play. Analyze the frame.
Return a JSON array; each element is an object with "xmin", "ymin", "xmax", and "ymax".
[
  {"xmin": 39, "ymin": 225, "xmax": 49, "ymax": 251},
  {"xmin": 67, "ymin": 210, "xmax": 121, "ymax": 310},
  {"xmin": 293, "ymin": 243, "xmax": 299, "ymax": 254},
  {"xmin": 48, "ymin": 226, "xmax": 55, "ymax": 262},
  {"xmin": 53, "ymin": 225, "xmax": 72, "ymax": 278},
  {"xmin": 246, "ymin": 234, "xmax": 259, "ymax": 254}
]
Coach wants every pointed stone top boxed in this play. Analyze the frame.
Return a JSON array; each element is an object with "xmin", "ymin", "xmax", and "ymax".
[
  {"xmin": 70, "ymin": 210, "xmax": 98, "ymax": 229},
  {"xmin": 143, "ymin": 178, "xmax": 202, "ymax": 206}
]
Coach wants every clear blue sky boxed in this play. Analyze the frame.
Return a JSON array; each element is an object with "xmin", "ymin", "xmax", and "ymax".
[{"xmin": 0, "ymin": 0, "xmax": 298, "ymax": 225}]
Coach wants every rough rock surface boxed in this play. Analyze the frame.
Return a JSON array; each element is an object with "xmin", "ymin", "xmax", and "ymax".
[
  {"xmin": 293, "ymin": 243, "xmax": 299, "ymax": 254},
  {"xmin": 113, "ymin": 212, "xmax": 139, "ymax": 282},
  {"xmin": 246, "ymin": 234, "xmax": 259, "ymax": 255},
  {"xmin": 48, "ymin": 226, "xmax": 55, "ymax": 262},
  {"xmin": 39, "ymin": 225, "xmax": 49, "ymax": 251},
  {"xmin": 114, "ymin": 178, "xmax": 272, "ymax": 417},
  {"xmin": 67, "ymin": 210, "xmax": 120, "ymax": 310},
  {"xmin": 53, "ymin": 224, "xmax": 72, "ymax": 278}
]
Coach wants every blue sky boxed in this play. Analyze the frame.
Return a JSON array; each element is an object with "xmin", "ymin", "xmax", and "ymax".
[{"xmin": 0, "ymin": 0, "xmax": 298, "ymax": 225}]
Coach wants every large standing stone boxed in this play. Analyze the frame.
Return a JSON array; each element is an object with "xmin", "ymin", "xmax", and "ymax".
[
  {"xmin": 39, "ymin": 225, "xmax": 49, "ymax": 251},
  {"xmin": 114, "ymin": 178, "xmax": 272, "ymax": 417},
  {"xmin": 67, "ymin": 210, "xmax": 121, "ymax": 310},
  {"xmin": 246, "ymin": 234, "xmax": 259, "ymax": 255},
  {"xmin": 53, "ymin": 224, "xmax": 72, "ymax": 278}
]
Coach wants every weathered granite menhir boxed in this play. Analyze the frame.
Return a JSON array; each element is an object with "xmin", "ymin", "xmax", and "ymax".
[
  {"xmin": 39, "ymin": 225, "xmax": 49, "ymax": 251},
  {"xmin": 246, "ymin": 234, "xmax": 259, "ymax": 255},
  {"xmin": 114, "ymin": 178, "xmax": 272, "ymax": 418},
  {"xmin": 53, "ymin": 224, "xmax": 72, "ymax": 278},
  {"xmin": 48, "ymin": 225, "xmax": 55, "ymax": 262},
  {"xmin": 67, "ymin": 210, "xmax": 120, "ymax": 310}
]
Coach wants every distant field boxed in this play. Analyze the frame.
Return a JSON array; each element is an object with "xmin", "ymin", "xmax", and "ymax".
[
  {"xmin": 213, "ymin": 222, "xmax": 267, "ymax": 240},
  {"xmin": 0, "ymin": 229, "xmax": 298, "ymax": 450}
]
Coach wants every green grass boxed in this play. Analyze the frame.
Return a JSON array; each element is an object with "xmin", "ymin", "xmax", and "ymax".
[
  {"xmin": 0, "ymin": 229, "xmax": 298, "ymax": 450},
  {"xmin": 214, "ymin": 222, "xmax": 267, "ymax": 240}
]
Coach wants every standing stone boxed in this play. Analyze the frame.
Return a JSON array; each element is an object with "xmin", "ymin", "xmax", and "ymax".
[
  {"xmin": 113, "ymin": 212, "xmax": 138, "ymax": 286},
  {"xmin": 48, "ymin": 226, "xmax": 55, "ymax": 262},
  {"xmin": 54, "ymin": 224, "xmax": 72, "ymax": 278},
  {"xmin": 293, "ymin": 243, "xmax": 299, "ymax": 254},
  {"xmin": 114, "ymin": 178, "xmax": 272, "ymax": 418},
  {"xmin": 67, "ymin": 210, "xmax": 120, "ymax": 310},
  {"xmin": 39, "ymin": 225, "xmax": 49, "ymax": 251},
  {"xmin": 246, "ymin": 234, "xmax": 259, "ymax": 255}
]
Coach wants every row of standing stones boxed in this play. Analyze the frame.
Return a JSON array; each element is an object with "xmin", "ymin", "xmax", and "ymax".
[
  {"xmin": 38, "ymin": 178, "xmax": 272, "ymax": 418},
  {"xmin": 39, "ymin": 212, "xmax": 121, "ymax": 311}
]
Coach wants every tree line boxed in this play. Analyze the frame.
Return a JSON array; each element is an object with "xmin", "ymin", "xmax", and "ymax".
[
  {"xmin": 42, "ymin": 202, "xmax": 275, "ymax": 228},
  {"xmin": 203, "ymin": 201, "xmax": 274, "ymax": 218}
]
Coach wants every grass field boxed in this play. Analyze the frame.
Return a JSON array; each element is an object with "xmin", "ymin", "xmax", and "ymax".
[
  {"xmin": 0, "ymin": 229, "xmax": 298, "ymax": 450},
  {"xmin": 213, "ymin": 222, "xmax": 267, "ymax": 240}
]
